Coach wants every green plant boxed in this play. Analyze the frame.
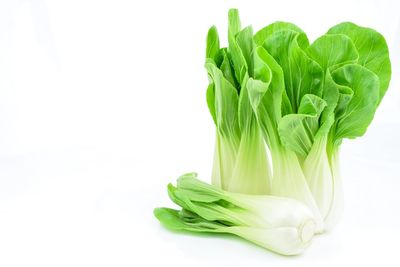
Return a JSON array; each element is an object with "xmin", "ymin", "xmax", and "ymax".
[
  {"xmin": 154, "ymin": 8, "xmax": 391, "ymax": 254},
  {"xmin": 155, "ymin": 173, "xmax": 316, "ymax": 255}
]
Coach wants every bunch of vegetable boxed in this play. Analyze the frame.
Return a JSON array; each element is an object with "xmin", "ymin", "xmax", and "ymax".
[{"xmin": 154, "ymin": 9, "xmax": 391, "ymax": 255}]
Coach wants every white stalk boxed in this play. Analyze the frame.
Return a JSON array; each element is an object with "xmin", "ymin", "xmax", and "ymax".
[
  {"xmin": 324, "ymin": 149, "xmax": 344, "ymax": 231},
  {"xmin": 227, "ymin": 126, "xmax": 271, "ymax": 194},
  {"xmin": 211, "ymin": 132, "xmax": 239, "ymax": 189},
  {"xmin": 270, "ymin": 148, "xmax": 324, "ymax": 232},
  {"xmin": 303, "ymin": 136, "xmax": 333, "ymax": 226},
  {"xmin": 223, "ymin": 193, "xmax": 317, "ymax": 255}
]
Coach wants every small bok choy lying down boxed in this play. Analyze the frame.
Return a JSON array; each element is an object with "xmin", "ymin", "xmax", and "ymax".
[
  {"xmin": 154, "ymin": 173, "xmax": 316, "ymax": 255},
  {"xmin": 154, "ymin": 9, "xmax": 391, "ymax": 255}
]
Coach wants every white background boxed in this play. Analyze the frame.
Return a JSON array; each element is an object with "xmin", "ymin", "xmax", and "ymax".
[{"xmin": 0, "ymin": 0, "xmax": 399, "ymax": 266}]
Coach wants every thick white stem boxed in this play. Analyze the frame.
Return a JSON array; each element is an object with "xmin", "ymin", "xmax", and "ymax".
[
  {"xmin": 226, "ymin": 219, "xmax": 316, "ymax": 255},
  {"xmin": 228, "ymin": 126, "xmax": 271, "ymax": 194},
  {"xmin": 222, "ymin": 194, "xmax": 317, "ymax": 255},
  {"xmin": 271, "ymin": 148, "xmax": 324, "ymax": 233},
  {"xmin": 211, "ymin": 132, "xmax": 239, "ymax": 190},
  {"xmin": 303, "ymin": 137, "xmax": 333, "ymax": 224}
]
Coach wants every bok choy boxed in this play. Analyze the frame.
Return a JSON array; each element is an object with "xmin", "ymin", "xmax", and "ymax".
[
  {"xmin": 154, "ymin": 8, "xmax": 391, "ymax": 254},
  {"xmin": 155, "ymin": 173, "xmax": 316, "ymax": 255}
]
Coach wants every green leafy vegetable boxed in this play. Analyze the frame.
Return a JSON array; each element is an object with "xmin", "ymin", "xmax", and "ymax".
[
  {"xmin": 155, "ymin": 8, "xmax": 391, "ymax": 253},
  {"xmin": 206, "ymin": 10, "xmax": 273, "ymax": 194},
  {"xmin": 155, "ymin": 173, "xmax": 316, "ymax": 255}
]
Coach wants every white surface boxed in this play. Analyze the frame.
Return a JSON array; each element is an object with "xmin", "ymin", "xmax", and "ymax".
[{"xmin": 0, "ymin": 0, "xmax": 399, "ymax": 266}]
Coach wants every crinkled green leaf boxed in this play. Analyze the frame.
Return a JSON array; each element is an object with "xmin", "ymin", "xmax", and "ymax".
[
  {"xmin": 254, "ymin": 21, "xmax": 304, "ymax": 46},
  {"xmin": 305, "ymin": 34, "xmax": 359, "ymax": 138},
  {"xmin": 263, "ymin": 30, "xmax": 323, "ymax": 113},
  {"xmin": 278, "ymin": 95, "xmax": 327, "ymax": 157},
  {"xmin": 219, "ymin": 49, "xmax": 239, "ymax": 89},
  {"xmin": 247, "ymin": 78, "xmax": 270, "ymax": 116},
  {"xmin": 306, "ymin": 34, "xmax": 359, "ymax": 70},
  {"xmin": 247, "ymin": 46, "xmax": 288, "ymax": 149},
  {"xmin": 331, "ymin": 64, "xmax": 380, "ymax": 140},
  {"xmin": 315, "ymin": 71, "xmax": 341, "ymax": 139},
  {"xmin": 328, "ymin": 22, "xmax": 391, "ymax": 101},
  {"xmin": 297, "ymin": 94, "xmax": 327, "ymax": 115}
]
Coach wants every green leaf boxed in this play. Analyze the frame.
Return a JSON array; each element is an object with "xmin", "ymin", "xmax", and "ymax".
[
  {"xmin": 247, "ymin": 78, "xmax": 270, "ymax": 115},
  {"xmin": 154, "ymin": 208, "xmax": 188, "ymax": 230},
  {"xmin": 154, "ymin": 207, "xmax": 223, "ymax": 232},
  {"xmin": 167, "ymin": 183, "xmax": 192, "ymax": 211},
  {"xmin": 316, "ymin": 71, "xmax": 340, "ymax": 136},
  {"xmin": 254, "ymin": 21, "xmax": 304, "ymax": 46},
  {"xmin": 263, "ymin": 30, "xmax": 323, "ymax": 113},
  {"xmin": 278, "ymin": 95, "xmax": 327, "ymax": 157},
  {"xmin": 331, "ymin": 64, "xmax": 380, "ymax": 140},
  {"xmin": 205, "ymin": 60, "xmax": 240, "ymax": 139},
  {"xmin": 297, "ymin": 94, "xmax": 327, "ymax": 115},
  {"xmin": 248, "ymin": 46, "xmax": 286, "ymax": 148},
  {"xmin": 177, "ymin": 173, "xmax": 225, "ymax": 203},
  {"xmin": 228, "ymin": 9, "xmax": 241, "ymax": 40},
  {"xmin": 237, "ymin": 74, "xmax": 253, "ymax": 131},
  {"xmin": 304, "ymin": 34, "xmax": 359, "ymax": 140},
  {"xmin": 307, "ymin": 34, "xmax": 359, "ymax": 70},
  {"xmin": 172, "ymin": 182, "xmax": 244, "ymax": 224},
  {"xmin": 228, "ymin": 9, "xmax": 247, "ymax": 84},
  {"xmin": 219, "ymin": 49, "xmax": 239, "ymax": 89},
  {"xmin": 236, "ymin": 26, "xmax": 254, "ymax": 77},
  {"xmin": 206, "ymin": 26, "xmax": 220, "ymax": 61},
  {"xmin": 234, "ymin": 45, "xmax": 261, "ymax": 133},
  {"xmin": 328, "ymin": 22, "xmax": 391, "ymax": 101},
  {"xmin": 334, "ymin": 85, "xmax": 353, "ymax": 121},
  {"xmin": 206, "ymin": 83, "xmax": 216, "ymax": 125}
]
